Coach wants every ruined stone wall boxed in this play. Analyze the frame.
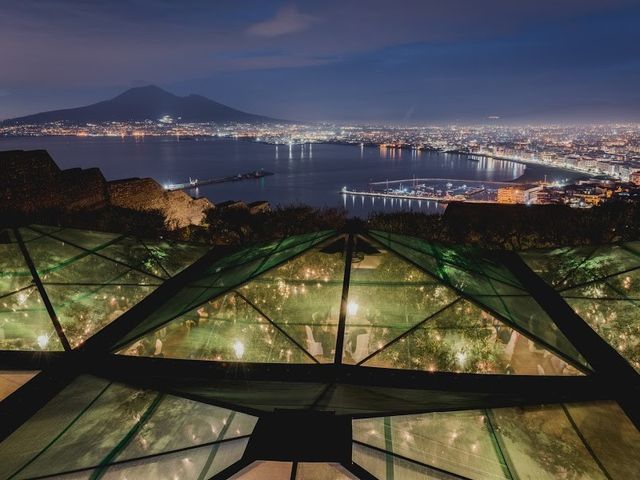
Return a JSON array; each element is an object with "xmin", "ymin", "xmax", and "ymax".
[
  {"xmin": 2, "ymin": 149, "xmax": 215, "ymax": 228},
  {"xmin": 0, "ymin": 150, "xmax": 104, "ymax": 213}
]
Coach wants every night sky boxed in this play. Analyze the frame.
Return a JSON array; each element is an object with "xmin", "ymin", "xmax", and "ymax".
[{"xmin": 1, "ymin": 0, "xmax": 639, "ymax": 123}]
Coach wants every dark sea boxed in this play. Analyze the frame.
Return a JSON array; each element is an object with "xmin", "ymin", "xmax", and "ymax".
[{"xmin": 0, "ymin": 136, "xmax": 586, "ymax": 217}]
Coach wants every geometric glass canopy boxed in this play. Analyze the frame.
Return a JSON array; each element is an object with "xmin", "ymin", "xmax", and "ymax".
[
  {"xmin": 521, "ymin": 242, "xmax": 640, "ymax": 372},
  {"xmin": 117, "ymin": 231, "xmax": 589, "ymax": 376},
  {"xmin": 1, "ymin": 225, "xmax": 639, "ymax": 479}
]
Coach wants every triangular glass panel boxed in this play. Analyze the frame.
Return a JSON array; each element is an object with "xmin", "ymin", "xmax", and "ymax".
[
  {"xmin": 31, "ymin": 226, "xmax": 122, "ymax": 253},
  {"xmin": 562, "ymin": 292, "xmax": 640, "ymax": 372},
  {"xmin": 362, "ymin": 300, "xmax": 583, "ymax": 375},
  {"xmin": 142, "ymin": 239, "xmax": 210, "ymax": 277},
  {"xmin": 342, "ymin": 235, "xmax": 459, "ymax": 364},
  {"xmin": 44, "ymin": 283, "xmax": 158, "ymax": 348},
  {"xmin": 519, "ymin": 245, "xmax": 596, "ymax": 288},
  {"xmin": 239, "ymin": 236, "xmax": 346, "ymax": 362},
  {"xmin": 554, "ymin": 244, "xmax": 640, "ymax": 291},
  {"xmin": 0, "ymin": 233, "xmax": 32, "ymax": 297},
  {"xmin": 0, "ymin": 370, "xmax": 39, "ymax": 401},
  {"xmin": 229, "ymin": 461, "xmax": 293, "ymax": 479},
  {"xmin": 470, "ymin": 294, "xmax": 588, "ymax": 368},
  {"xmin": 369, "ymin": 230, "xmax": 523, "ymax": 288},
  {"xmin": 0, "ymin": 287, "xmax": 64, "ymax": 351},
  {"xmin": 119, "ymin": 293, "xmax": 316, "ymax": 364},
  {"xmin": 18, "ymin": 225, "xmax": 63, "ymax": 242},
  {"xmin": 97, "ymin": 236, "xmax": 169, "ymax": 279},
  {"xmin": 353, "ymin": 411, "xmax": 510, "ymax": 480},
  {"xmin": 24, "ymin": 235, "xmax": 133, "ymax": 284}
]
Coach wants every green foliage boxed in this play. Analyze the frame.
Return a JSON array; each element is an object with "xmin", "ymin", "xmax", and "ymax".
[{"xmin": 204, "ymin": 205, "xmax": 347, "ymax": 247}]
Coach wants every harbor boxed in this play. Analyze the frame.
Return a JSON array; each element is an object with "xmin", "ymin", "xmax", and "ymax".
[
  {"xmin": 341, "ymin": 177, "xmax": 535, "ymax": 205},
  {"xmin": 164, "ymin": 169, "xmax": 274, "ymax": 191}
]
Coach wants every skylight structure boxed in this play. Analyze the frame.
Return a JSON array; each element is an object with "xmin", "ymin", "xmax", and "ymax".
[{"xmin": 1, "ymin": 226, "xmax": 639, "ymax": 479}]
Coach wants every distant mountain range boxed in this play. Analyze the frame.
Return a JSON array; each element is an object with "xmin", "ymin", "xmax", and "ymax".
[{"xmin": 2, "ymin": 85, "xmax": 286, "ymax": 125}]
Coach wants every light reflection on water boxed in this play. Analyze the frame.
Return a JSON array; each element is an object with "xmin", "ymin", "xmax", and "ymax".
[{"xmin": 0, "ymin": 136, "xmax": 585, "ymax": 217}]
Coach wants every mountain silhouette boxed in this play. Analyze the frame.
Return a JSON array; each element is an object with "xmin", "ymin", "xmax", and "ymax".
[{"xmin": 2, "ymin": 85, "xmax": 286, "ymax": 124}]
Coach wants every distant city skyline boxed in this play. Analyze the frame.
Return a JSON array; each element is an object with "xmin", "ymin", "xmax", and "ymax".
[{"xmin": 1, "ymin": 0, "xmax": 640, "ymax": 123}]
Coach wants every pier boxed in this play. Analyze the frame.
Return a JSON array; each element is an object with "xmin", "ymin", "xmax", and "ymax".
[
  {"xmin": 164, "ymin": 169, "xmax": 274, "ymax": 191},
  {"xmin": 340, "ymin": 189, "xmax": 496, "ymax": 204}
]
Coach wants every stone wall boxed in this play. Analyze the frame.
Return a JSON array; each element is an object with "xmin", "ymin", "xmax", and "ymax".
[
  {"xmin": 0, "ymin": 149, "xmax": 108, "ymax": 212},
  {"xmin": 1, "ymin": 149, "xmax": 213, "ymax": 228}
]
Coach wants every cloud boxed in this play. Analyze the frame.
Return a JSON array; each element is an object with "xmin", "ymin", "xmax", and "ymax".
[{"xmin": 247, "ymin": 4, "xmax": 316, "ymax": 37}]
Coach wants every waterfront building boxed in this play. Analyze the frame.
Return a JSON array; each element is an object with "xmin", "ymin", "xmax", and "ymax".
[
  {"xmin": 1, "ymin": 225, "xmax": 639, "ymax": 479},
  {"xmin": 497, "ymin": 187, "xmax": 525, "ymax": 204}
]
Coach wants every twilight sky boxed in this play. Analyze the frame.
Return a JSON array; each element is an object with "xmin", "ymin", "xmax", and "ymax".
[{"xmin": 1, "ymin": 0, "xmax": 640, "ymax": 123}]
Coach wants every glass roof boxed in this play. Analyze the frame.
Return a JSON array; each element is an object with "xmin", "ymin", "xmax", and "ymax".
[
  {"xmin": 119, "ymin": 231, "xmax": 588, "ymax": 376},
  {"xmin": 0, "ymin": 225, "xmax": 209, "ymax": 351},
  {"xmin": 2, "ymin": 226, "xmax": 640, "ymax": 479}
]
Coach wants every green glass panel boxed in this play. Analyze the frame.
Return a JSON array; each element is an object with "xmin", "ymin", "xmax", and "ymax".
[
  {"xmin": 352, "ymin": 443, "xmax": 459, "ymax": 480},
  {"xmin": 117, "ymin": 397, "xmax": 256, "ymax": 461},
  {"xmin": 98, "ymin": 237, "xmax": 168, "ymax": 279},
  {"xmin": 0, "ymin": 370, "xmax": 38, "ymax": 401},
  {"xmin": 296, "ymin": 463, "xmax": 359, "ymax": 479},
  {"xmin": 120, "ymin": 293, "xmax": 315, "ymax": 364},
  {"xmin": 45, "ymin": 283, "xmax": 158, "ymax": 348},
  {"xmin": 229, "ymin": 461, "xmax": 293, "ymax": 479},
  {"xmin": 34, "ymin": 226, "xmax": 121, "ymax": 252},
  {"xmin": 519, "ymin": 246, "xmax": 595, "ymax": 288},
  {"xmin": 204, "ymin": 231, "xmax": 334, "ymax": 275},
  {"xmin": 240, "ymin": 237, "xmax": 346, "ymax": 362},
  {"xmin": 353, "ymin": 411, "xmax": 509, "ymax": 480},
  {"xmin": 0, "ymin": 376, "xmax": 111, "ymax": 479},
  {"xmin": 555, "ymin": 244, "xmax": 640, "ymax": 290},
  {"xmin": 363, "ymin": 300, "xmax": 581, "ymax": 375},
  {"xmin": 369, "ymin": 230, "xmax": 523, "ymax": 288},
  {"xmin": 112, "ymin": 232, "xmax": 335, "ymax": 350},
  {"xmin": 343, "ymin": 236, "xmax": 459, "ymax": 364},
  {"xmin": 490, "ymin": 405, "xmax": 608, "ymax": 480},
  {"xmin": 0, "ymin": 235, "xmax": 32, "ymax": 296},
  {"xmin": 563, "ymin": 293, "xmax": 640, "ymax": 371},
  {"xmin": 472, "ymin": 294, "xmax": 588, "ymax": 369},
  {"xmin": 143, "ymin": 240, "xmax": 210, "ymax": 277},
  {"xmin": 0, "ymin": 287, "xmax": 63, "ymax": 351},
  {"xmin": 25, "ymin": 236, "xmax": 133, "ymax": 284},
  {"xmin": 19, "ymin": 225, "xmax": 63, "ymax": 242},
  {"xmin": 564, "ymin": 402, "xmax": 640, "ymax": 479}
]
